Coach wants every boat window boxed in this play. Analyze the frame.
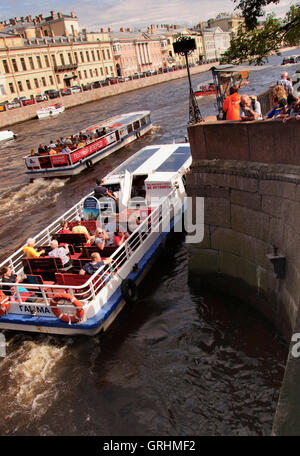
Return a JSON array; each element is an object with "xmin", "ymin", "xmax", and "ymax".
[
  {"xmin": 127, "ymin": 124, "xmax": 133, "ymax": 134},
  {"xmin": 131, "ymin": 175, "xmax": 147, "ymax": 198},
  {"xmin": 146, "ymin": 115, "xmax": 150, "ymax": 124},
  {"xmin": 140, "ymin": 117, "xmax": 146, "ymax": 126},
  {"xmin": 105, "ymin": 183, "xmax": 120, "ymax": 192},
  {"xmin": 133, "ymin": 121, "xmax": 140, "ymax": 131}
]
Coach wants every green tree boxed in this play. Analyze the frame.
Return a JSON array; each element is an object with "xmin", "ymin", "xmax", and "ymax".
[{"xmin": 220, "ymin": 1, "xmax": 300, "ymax": 65}]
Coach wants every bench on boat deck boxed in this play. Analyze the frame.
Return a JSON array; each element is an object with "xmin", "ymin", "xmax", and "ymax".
[
  {"xmin": 22, "ymin": 256, "xmax": 65, "ymax": 281},
  {"xmin": 53, "ymin": 233, "xmax": 88, "ymax": 251},
  {"xmin": 81, "ymin": 245, "xmax": 117, "ymax": 258},
  {"xmin": 68, "ymin": 221, "xmax": 97, "ymax": 233},
  {"xmin": 55, "ymin": 273, "xmax": 104, "ymax": 296},
  {"xmin": 23, "ymin": 274, "xmax": 54, "ymax": 286}
]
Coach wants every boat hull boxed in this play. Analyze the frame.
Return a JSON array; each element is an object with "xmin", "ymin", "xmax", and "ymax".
[{"xmin": 36, "ymin": 106, "xmax": 65, "ymax": 119}]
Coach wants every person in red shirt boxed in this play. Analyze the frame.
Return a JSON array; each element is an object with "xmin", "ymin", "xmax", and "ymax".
[
  {"xmin": 58, "ymin": 220, "xmax": 72, "ymax": 234},
  {"xmin": 222, "ymin": 86, "xmax": 241, "ymax": 121}
]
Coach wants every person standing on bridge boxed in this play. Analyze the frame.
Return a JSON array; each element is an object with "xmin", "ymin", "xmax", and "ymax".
[
  {"xmin": 222, "ymin": 86, "xmax": 241, "ymax": 121},
  {"xmin": 277, "ymin": 71, "xmax": 293, "ymax": 97}
]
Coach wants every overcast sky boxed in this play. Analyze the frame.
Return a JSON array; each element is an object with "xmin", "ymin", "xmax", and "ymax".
[{"xmin": 0, "ymin": 0, "xmax": 296, "ymax": 30}]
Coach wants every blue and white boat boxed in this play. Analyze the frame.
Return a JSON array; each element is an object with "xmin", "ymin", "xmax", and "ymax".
[
  {"xmin": 0, "ymin": 143, "xmax": 191, "ymax": 336},
  {"xmin": 24, "ymin": 111, "xmax": 152, "ymax": 178}
]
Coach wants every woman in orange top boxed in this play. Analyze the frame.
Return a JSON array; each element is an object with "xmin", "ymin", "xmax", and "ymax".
[{"xmin": 222, "ymin": 87, "xmax": 241, "ymax": 121}]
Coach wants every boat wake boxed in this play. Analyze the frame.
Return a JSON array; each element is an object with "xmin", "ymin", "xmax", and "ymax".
[{"xmin": 0, "ymin": 178, "xmax": 67, "ymax": 220}]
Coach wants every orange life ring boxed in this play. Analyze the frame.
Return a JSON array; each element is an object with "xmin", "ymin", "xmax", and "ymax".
[
  {"xmin": 50, "ymin": 292, "xmax": 84, "ymax": 324},
  {"xmin": 0, "ymin": 290, "xmax": 9, "ymax": 317}
]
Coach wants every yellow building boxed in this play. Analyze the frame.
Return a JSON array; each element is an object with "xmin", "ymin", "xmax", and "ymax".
[
  {"xmin": 0, "ymin": 12, "xmax": 116, "ymax": 101},
  {"xmin": 207, "ymin": 13, "xmax": 245, "ymax": 37}
]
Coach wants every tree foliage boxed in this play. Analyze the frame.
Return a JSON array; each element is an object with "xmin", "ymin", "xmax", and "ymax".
[{"xmin": 220, "ymin": 1, "xmax": 300, "ymax": 65}]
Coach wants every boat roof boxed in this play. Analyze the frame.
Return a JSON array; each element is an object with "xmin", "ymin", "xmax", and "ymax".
[
  {"xmin": 83, "ymin": 111, "xmax": 150, "ymax": 132},
  {"xmin": 211, "ymin": 64, "xmax": 250, "ymax": 73},
  {"xmin": 106, "ymin": 143, "xmax": 191, "ymax": 180}
]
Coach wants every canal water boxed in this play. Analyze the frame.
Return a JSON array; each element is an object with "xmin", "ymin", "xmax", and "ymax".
[{"xmin": 0, "ymin": 49, "xmax": 298, "ymax": 436}]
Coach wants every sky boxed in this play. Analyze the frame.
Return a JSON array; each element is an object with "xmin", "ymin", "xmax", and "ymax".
[{"xmin": 0, "ymin": 0, "xmax": 296, "ymax": 31}]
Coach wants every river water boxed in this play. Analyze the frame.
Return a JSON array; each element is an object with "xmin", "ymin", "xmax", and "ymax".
[{"xmin": 0, "ymin": 49, "xmax": 298, "ymax": 436}]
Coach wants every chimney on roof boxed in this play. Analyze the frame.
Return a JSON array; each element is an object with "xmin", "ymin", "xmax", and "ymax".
[
  {"xmin": 82, "ymin": 28, "xmax": 87, "ymax": 34},
  {"xmin": 57, "ymin": 12, "xmax": 62, "ymax": 19},
  {"xmin": 120, "ymin": 27, "xmax": 125, "ymax": 32},
  {"xmin": 28, "ymin": 15, "xmax": 32, "ymax": 22},
  {"xmin": 39, "ymin": 14, "xmax": 43, "ymax": 21},
  {"xmin": 108, "ymin": 27, "xmax": 112, "ymax": 32},
  {"xmin": 21, "ymin": 17, "xmax": 25, "ymax": 22},
  {"xmin": 33, "ymin": 18, "xmax": 37, "ymax": 25},
  {"xmin": 126, "ymin": 28, "xmax": 131, "ymax": 32},
  {"xmin": 71, "ymin": 12, "xmax": 75, "ymax": 18},
  {"xmin": 100, "ymin": 28, "xmax": 105, "ymax": 32},
  {"xmin": 10, "ymin": 19, "xmax": 17, "ymax": 26},
  {"xmin": 50, "ymin": 11, "xmax": 55, "ymax": 18}
]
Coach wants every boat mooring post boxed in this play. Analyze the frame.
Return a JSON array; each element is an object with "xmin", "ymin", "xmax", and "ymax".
[{"xmin": 173, "ymin": 37, "xmax": 203, "ymax": 125}]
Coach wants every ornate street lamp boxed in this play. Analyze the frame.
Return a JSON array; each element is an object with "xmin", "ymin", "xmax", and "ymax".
[{"xmin": 173, "ymin": 36, "xmax": 203, "ymax": 124}]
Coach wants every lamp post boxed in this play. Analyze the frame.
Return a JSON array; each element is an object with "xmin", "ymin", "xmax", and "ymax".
[{"xmin": 173, "ymin": 36, "xmax": 203, "ymax": 124}]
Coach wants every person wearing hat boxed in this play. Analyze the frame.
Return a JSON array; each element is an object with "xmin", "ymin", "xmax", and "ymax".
[{"xmin": 71, "ymin": 218, "xmax": 91, "ymax": 242}]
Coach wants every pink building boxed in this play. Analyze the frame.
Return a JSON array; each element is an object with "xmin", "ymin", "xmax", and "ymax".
[{"xmin": 110, "ymin": 28, "xmax": 165, "ymax": 76}]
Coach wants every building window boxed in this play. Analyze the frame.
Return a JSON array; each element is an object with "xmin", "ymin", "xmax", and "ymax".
[
  {"xmin": 26, "ymin": 79, "xmax": 31, "ymax": 90},
  {"xmin": 105, "ymin": 67, "xmax": 108, "ymax": 75},
  {"xmin": 36, "ymin": 56, "xmax": 42, "ymax": 69},
  {"xmin": 49, "ymin": 75, "xmax": 54, "ymax": 85},
  {"xmin": 68, "ymin": 53, "xmax": 72, "ymax": 64},
  {"xmin": 97, "ymin": 50, "xmax": 100, "ymax": 60},
  {"xmin": 60, "ymin": 54, "xmax": 65, "ymax": 65},
  {"xmin": 91, "ymin": 50, "xmax": 95, "ymax": 61},
  {"xmin": 42, "ymin": 77, "xmax": 46, "ymax": 87},
  {"xmin": 29, "ymin": 56, "xmax": 34, "ymax": 69},
  {"xmin": 90, "ymin": 69, "xmax": 93, "ymax": 77},
  {"xmin": 100, "ymin": 67, "xmax": 103, "ymax": 76},
  {"xmin": 44, "ymin": 55, "xmax": 50, "ymax": 67},
  {"xmin": 80, "ymin": 52, "xmax": 84, "ymax": 62},
  {"xmin": 107, "ymin": 49, "xmax": 111, "ymax": 60},
  {"xmin": 86, "ymin": 51, "xmax": 90, "ymax": 62},
  {"xmin": 2, "ymin": 60, "xmax": 9, "ymax": 73},
  {"xmin": 102, "ymin": 50, "xmax": 106, "ymax": 60},
  {"xmin": 17, "ymin": 81, "xmax": 23, "ymax": 91},
  {"xmin": 9, "ymin": 82, "xmax": 15, "ymax": 93},
  {"xmin": 44, "ymin": 30, "xmax": 48, "ymax": 37},
  {"xmin": 34, "ymin": 78, "xmax": 39, "ymax": 88},
  {"xmin": 74, "ymin": 52, "xmax": 78, "ymax": 63},
  {"xmin": 56, "ymin": 74, "xmax": 60, "ymax": 83},
  {"xmin": 51, "ymin": 54, "xmax": 56, "ymax": 66},
  {"xmin": 84, "ymin": 70, "xmax": 87, "ymax": 78},
  {"xmin": 95, "ymin": 68, "xmax": 98, "ymax": 77},
  {"xmin": 78, "ymin": 70, "xmax": 81, "ymax": 79},
  {"xmin": 12, "ymin": 59, "xmax": 18, "ymax": 72},
  {"xmin": 110, "ymin": 66, "xmax": 113, "ymax": 74},
  {"xmin": 20, "ymin": 58, "xmax": 27, "ymax": 71}
]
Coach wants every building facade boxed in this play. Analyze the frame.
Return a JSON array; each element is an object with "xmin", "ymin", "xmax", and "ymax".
[
  {"xmin": 207, "ymin": 13, "xmax": 245, "ymax": 37},
  {"xmin": 110, "ymin": 28, "xmax": 165, "ymax": 76},
  {"xmin": 0, "ymin": 12, "xmax": 116, "ymax": 101}
]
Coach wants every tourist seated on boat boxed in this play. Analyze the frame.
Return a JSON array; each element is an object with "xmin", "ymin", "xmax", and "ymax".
[
  {"xmin": 61, "ymin": 145, "xmax": 71, "ymax": 154},
  {"xmin": 37, "ymin": 144, "xmax": 47, "ymax": 155},
  {"xmin": 79, "ymin": 252, "xmax": 113, "ymax": 275},
  {"xmin": 23, "ymin": 238, "xmax": 45, "ymax": 258},
  {"xmin": 113, "ymin": 226, "xmax": 129, "ymax": 247},
  {"xmin": 49, "ymin": 148, "xmax": 57, "ymax": 155},
  {"xmin": 102, "ymin": 218, "xmax": 116, "ymax": 245},
  {"xmin": 77, "ymin": 140, "xmax": 86, "ymax": 148},
  {"xmin": 48, "ymin": 240, "xmax": 71, "ymax": 269},
  {"xmin": 72, "ymin": 135, "xmax": 79, "ymax": 146},
  {"xmin": 58, "ymin": 220, "xmax": 72, "ymax": 234},
  {"xmin": 90, "ymin": 228, "xmax": 110, "ymax": 250},
  {"xmin": 240, "ymin": 95, "xmax": 262, "ymax": 121},
  {"xmin": 48, "ymin": 140, "xmax": 56, "ymax": 149},
  {"xmin": 0, "ymin": 266, "xmax": 24, "ymax": 296},
  {"xmin": 222, "ymin": 86, "xmax": 241, "ymax": 121},
  {"xmin": 94, "ymin": 179, "xmax": 117, "ymax": 202},
  {"xmin": 72, "ymin": 217, "xmax": 91, "ymax": 242},
  {"xmin": 79, "ymin": 131, "xmax": 88, "ymax": 141},
  {"xmin": 65, "ymin": 137, "xmax": 72, "ymax": 145}
]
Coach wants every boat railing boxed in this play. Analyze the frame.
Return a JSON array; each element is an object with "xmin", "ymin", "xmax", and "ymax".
[{"xmin": 0, "ymin": 189, "xmax": 178, "ymax": 320}]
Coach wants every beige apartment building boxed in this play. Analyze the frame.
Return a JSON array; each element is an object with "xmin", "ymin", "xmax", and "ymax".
[
  {"xmin": 0, "ymin": 12, "xmax": 116, "ymax": 101},
  {"xmin": 207, "ymin": 13, "xmax": 245, "ymax": 37}
]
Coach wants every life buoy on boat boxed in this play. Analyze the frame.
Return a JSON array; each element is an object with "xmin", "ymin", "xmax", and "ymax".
[
  {"xmin": 121, "ymin": 279, "xmax": 137, "ymax": 303},
  {"xmin": 86, "ymin": 159, "xmax": 93, "ymax": 168},
  {"xmin": 50, "ymin": 292, "xmax": 84, "ymax": 324},
  {"xmin": 0, "ymin": 290, "xmax": 9, "ymax": 317}
]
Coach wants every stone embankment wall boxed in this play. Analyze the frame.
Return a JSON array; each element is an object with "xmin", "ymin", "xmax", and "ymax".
[
  {"xmin": 186, "ymin": 118, "xmax": 300, "ymax": 435},
  {"xmin": 0, "ymin": 63, "xmax": 214, "ymax": 129},
  {"xmin": 187, "ymin": 118, "xmax": 300, "ymax": 338}
]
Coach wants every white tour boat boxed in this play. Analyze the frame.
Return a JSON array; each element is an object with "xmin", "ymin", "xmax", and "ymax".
[
  {"xmin": 0, "ymin": 143, "xmax": 191, "ymax": 336},
  {"xmin": 36, "ymin": 103, "xmax": 65, "ymax": 119},
  {"xmin": 0, "ymin": 130, "xmax": 17, "ymax": 141},
  {"xmin": 24, "ymin": 111, "xmax": 152, "ymax": 178}
]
